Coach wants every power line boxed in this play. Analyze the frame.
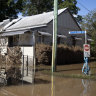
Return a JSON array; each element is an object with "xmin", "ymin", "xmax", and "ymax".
[
  {"xmin": 77, "ymin": 1, "xmax": 91, "ymax": 12},
  {"xmin": 78, "ymin": 1, "xmax": 96, "ymax": 35}
]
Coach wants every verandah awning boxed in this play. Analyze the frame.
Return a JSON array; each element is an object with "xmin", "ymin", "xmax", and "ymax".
[
  {"xmin": 38, "ymin": 31, "xmax": 52, "ymax": 36},
  {"xmin": 38, "ymin": 31, "xmax": 67, "ymax": 38},
  {"xmin": 0, "ymin": 30, "xmax": 29, "ymax": 37},
  {"xmin": 58, "ymin": 35, "xmax": 67, "ymax": 38}
]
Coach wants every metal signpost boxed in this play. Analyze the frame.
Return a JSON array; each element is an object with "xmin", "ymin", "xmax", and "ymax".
[
  {"xmin": 82, "ymin": 44, "xmax": 90, "ymax": 75},
  {"xmin": 69, "ymin": 31, "xmax": 90, "ymax": 75}
]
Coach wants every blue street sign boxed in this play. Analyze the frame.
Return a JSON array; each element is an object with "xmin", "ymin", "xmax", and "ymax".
[{"xmin": 69, "ymin": 31, "xmax": 85, "ymax": 34}]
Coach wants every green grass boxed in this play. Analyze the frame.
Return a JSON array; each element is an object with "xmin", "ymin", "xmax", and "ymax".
[{"xmin": 41, "ymin": 70, "xmax": 96, "ymax": 80}]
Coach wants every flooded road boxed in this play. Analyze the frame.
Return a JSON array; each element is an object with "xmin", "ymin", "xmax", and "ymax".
[{"xmin": 0, "ymin": 75, "xmax": 96, "ymax": 96}]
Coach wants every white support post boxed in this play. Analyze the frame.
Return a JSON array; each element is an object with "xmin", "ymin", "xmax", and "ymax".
[
  {"xmin": 32, "ymin": 32, "xmax": 36, "ymax": 83},
  {"xmin": 85, "ymin": 30, "xmax": 87, "ymax": 44}
]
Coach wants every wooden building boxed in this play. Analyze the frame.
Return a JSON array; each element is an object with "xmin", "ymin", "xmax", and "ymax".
[
  {"xmin": 0, "ymin": 8, "xmax": 93, "ymax": 80},
  {"xmin": 0, "ymin": 8, "xmax": 85, "ymax": 47}
]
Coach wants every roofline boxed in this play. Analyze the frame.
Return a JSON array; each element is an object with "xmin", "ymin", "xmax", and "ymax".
[
  {"xmin": 47, "ymin": 8, "xmax": 68, "ymax": 25},
  {"xmin": 67, "ymin": 8, "xmax": 82, "ymax": 31},
  {"xmin": 3, "ymin": 24, "xmax": 47, "ymax": 32},
  {"xmin": 47, "ymin": 8, "xmax": 82, "ymax": 31}
]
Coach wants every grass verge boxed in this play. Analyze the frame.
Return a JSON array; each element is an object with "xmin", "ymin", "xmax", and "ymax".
[{"xmin": 41, "ymin": 70, "xmax": 96, "ymax": 80}]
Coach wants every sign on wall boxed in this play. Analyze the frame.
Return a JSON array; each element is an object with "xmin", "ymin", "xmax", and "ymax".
[{"xmin": 83, "ymin": 44, "xmax": 90, "ymax": 57}]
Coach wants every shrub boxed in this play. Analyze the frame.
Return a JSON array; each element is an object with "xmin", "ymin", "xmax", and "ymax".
[
  {"xmin": 36, "ymin": 44, "xmax": 83, "ymax": 65},
  {"xmin": 36, "ymin": 44, "xmax": 52, "ymax": 65},
  {"xmin": 6, "ymin": 47, "xmax": 22, "ymax": 85}
]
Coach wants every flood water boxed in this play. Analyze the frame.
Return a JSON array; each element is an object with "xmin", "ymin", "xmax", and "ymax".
[{"xmin": 0, "ymin": 75, "xmax": 96, "ymax": 96}]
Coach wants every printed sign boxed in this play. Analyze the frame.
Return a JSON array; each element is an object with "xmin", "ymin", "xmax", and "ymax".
[
  {"xmin": 69, "ymin": 31, "xmax": 85, "ymax": 34},
  {"xmin": 83, "ymin": 44, "xmax": 90, "ymax": 57}
]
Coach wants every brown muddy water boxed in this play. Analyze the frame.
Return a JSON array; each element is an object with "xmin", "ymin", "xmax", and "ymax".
[{"xmin": 0, "ymin": 75, "xmax": 96, "ymax": 96}]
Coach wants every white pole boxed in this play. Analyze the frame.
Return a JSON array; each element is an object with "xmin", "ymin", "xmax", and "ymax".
[
  {"xmin": 23, "ymin": 47, "xmax": 24, "ymax": 77},
  {"xmin": 33, "ymin": 32, "xmax": 36, "ymax": 83},
  {"xmin": 85, "ymin": 30, "xmax": 87, "ymax": 44}
]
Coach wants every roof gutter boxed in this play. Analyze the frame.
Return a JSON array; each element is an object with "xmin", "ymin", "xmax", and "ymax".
[{"xmin": 3, "ymin": 24, "xmax": 47, "ymax": 33}]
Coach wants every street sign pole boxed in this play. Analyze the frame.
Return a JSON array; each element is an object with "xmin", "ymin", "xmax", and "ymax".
[
  {"xmin": 52, "ymin": 0, "xmax": 58, "ymax": 72},
  {"xmin": 85, "ymin": 30, "xmax": 87, "ymax": 44},
  {"xmin": 83, "ymin": 30, "xmax": 90, "ymax": 75},
  {"xmin": 69, "ymin": 30, "xmax": 90, "ymax": 75}
]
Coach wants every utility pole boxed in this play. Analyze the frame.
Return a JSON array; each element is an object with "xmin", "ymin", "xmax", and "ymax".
[{"xmin": 52, "ymin": 0, "xmax": 58, "ymax": 72}]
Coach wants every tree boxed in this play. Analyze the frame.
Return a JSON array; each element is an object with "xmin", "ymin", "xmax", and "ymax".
[
  {"xmin": 22, "ymin": 0, "xmax": 82, "ymax": 22},
  {"xmin": 0, "ymin": 0, "xmax": 23, "ymax": 22},
  {"xmin": 81, "ymin": 10, "xmax": 96, "ymax": 57},
  {"xmin": 22, "ymin": 0, "xmax": 53, "ymax": 16},
  {"xmin": 0, "ymin": 0, "xmax": 82, "ymax": 22},
  {"xmin": 59, "ymin": 0, "xmax": 79, "ymax": 15},
  {"xmin": 58, "ymin": 0, "xmax": 82, "ymax": 23}
]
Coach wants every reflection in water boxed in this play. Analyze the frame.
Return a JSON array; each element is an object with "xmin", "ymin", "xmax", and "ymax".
[
  {"xmin": 31, "ymin": 85, "xmax": 35, "ymax": 96},
  {"xmin": 0, "ymin": 75, "xmax": 96, "ymax": 96},
  {"xmin": 51, "ymin": 75, "xmax": 55, "ymax": 96},
  {"xmin": 51, "ymin": 75, "xmax": 54, "ymax": 96},
  {"xmin": 82, "ymin": 79, "xmax": 90, "ymax": 96}
]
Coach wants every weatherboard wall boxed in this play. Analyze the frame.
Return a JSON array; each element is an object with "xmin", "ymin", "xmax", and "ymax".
[{"xmin": 36, "ymin": 9, "xmax": 84, "ymax": 47}]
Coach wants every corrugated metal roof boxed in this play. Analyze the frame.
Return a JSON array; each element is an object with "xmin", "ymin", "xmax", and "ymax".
[
  {"xmin": 3, "ymin": 18, "xmax": 21, "ymax": 30},
  {"xmin": 75, "ymin": 37, "xmax": 82, "ymax": 40},
  {"xmin": 58, "ymin": 35, "xmax": 67, "ymax": 38},
  {"xmin": 0, "ymin": 30, "xmax": 28, "ymax": 37},
  {"xmin": 38, "ymin": 31, "xmax": 52, "ymax": 36},
  {"xmin": 38, "ymin": 31, "xmax": 67, "ymax": 38},
  {"xmin": 87, "ymin": 39, "xmax": 93, "ymax": 42},
  {"xmin": 6, "ymin": 8, "xmax": 67, "ymax": 31},
  {"xmin": 0, "ymin": 22, "xmax": 4, "ymax": 26},
  {"xmin": 2, "ymin": 19, "xmax": 10, "ymax": 25},
  {"xmin": 0, "ymin": 19, "xmax": 10, "ymax": 32}
]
